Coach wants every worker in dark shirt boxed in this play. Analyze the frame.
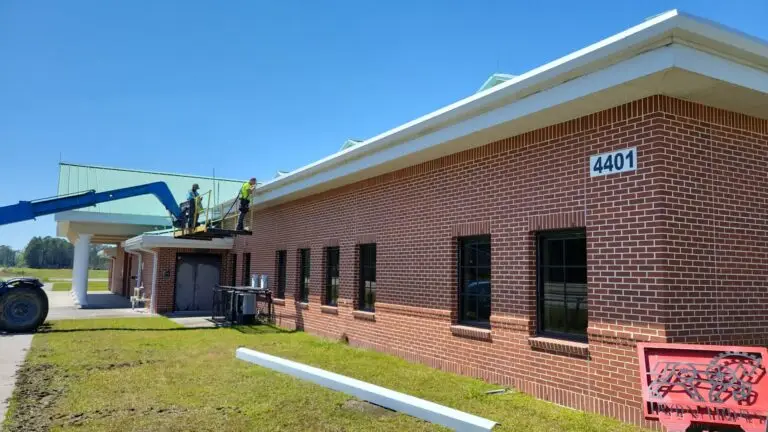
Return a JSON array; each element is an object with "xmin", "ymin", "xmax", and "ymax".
[
  {"xmin": 186, "ymin": 184, "xmax": 201, "ymax": 229},
  {"xmin": 236, "ymin": 178, "xmax": 256, "ymax": 231}
]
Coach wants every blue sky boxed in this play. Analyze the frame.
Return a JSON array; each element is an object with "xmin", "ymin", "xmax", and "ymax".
[{"xmin": 1, "ymin": 0, "xmax": 767, "ymax": 250}]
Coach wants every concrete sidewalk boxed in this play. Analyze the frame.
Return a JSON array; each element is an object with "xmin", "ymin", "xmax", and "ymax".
[
  {"xmin": 0, "ymin": 333, "xmax": 33, "ymax": 426},
  {"xmin": 46, "ymin": 291, "xmax": 149, "ymax": 320}
]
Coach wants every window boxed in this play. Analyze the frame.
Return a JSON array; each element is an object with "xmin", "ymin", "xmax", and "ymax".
[
  {"xmin": 230, "ymin": 254, "xmax": 237, "ymax": 286},
  {"xmin": 242, "ymin": 253, "xmax": 251, "ymax": 286},
  {"xmin": 325, "ymin": 247, "xmax": 340, "ymax": 306},
  {"xmin": 298, "ymin": 249, "xmax": 310, "ymax": 303},
  {"xmin": 358, "ymin": 244, "xmax": 376, "ymax": 312},
  {"xmin": 275, "ymin": 250, "xmax": 286, "ymax": 299},
  {"xmin": 537, "ymin": 229, "xmax": 587, "ymax": 341},
  {"xmin": 458, "ymin": 236, "xmax": 491, "ymax": 326}
]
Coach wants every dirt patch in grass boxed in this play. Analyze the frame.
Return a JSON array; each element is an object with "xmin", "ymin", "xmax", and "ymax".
[
  {"xmin": 83, "ymin": 359, "xmax": 161, "ymax": 371},
  {"xmin": 52, "ymin": 406, "xmax": 248, "ymax": 429},
  {"xmin": 4, "ymin": 363, "xmax": 67, "ymax": 432}
]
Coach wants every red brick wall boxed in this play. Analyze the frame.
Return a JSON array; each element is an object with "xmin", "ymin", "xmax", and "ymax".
[
  {"xmin": 229, "ymin": 95, "xmax": 767, "ymax": 426},
  {"xmin": 138, "ymin": 251, "xmax": 154, "ymax": 293},
  {"xmin": 655, "ymin": 101, "xmax": 768, "ymax": 346}
]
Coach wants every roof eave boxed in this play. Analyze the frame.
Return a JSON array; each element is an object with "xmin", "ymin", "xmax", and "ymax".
[
  {"xmin": 251, "ymin": 10, "xmax": 768, "ymax": 209},
  {"xmin": 123, "ymin": 235, "xmax": 234, "ymax": 250}
]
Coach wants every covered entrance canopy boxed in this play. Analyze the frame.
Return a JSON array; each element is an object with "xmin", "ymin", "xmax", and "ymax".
[
  {"xmin": 122, "ymin": 234, "xmax": 233, "ymax": 314},
  {"xmin": 54, "ymin": 163, "xmax": 242, "ymax": 307}
]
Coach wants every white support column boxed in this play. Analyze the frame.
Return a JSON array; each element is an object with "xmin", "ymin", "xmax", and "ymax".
[{"xmin": 72, "ymin": 233, "xmax": 92, "ymax": 308}]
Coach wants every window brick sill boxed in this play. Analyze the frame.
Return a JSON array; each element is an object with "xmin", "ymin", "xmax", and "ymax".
[
  {"xmin": 352, "ymin": 310, "xmax": 376, "ymax": 321},
  {"xmin": 272, "ymin": 298, "xmax": 286, "ymax": 306},
  {"xmin": 450, "ymin": 325, "xmax": 492, "ymax": 341},
  {"xmin": 528, "ymin": 337, "xmax": 589, "ymax": 357},
  {"xmin": 295, "ymin": 301, "xmax": 309, "ymax": 310},
  {"xmin": 321, "ymin": 305, "xmax": 339, "ymax": 315}
]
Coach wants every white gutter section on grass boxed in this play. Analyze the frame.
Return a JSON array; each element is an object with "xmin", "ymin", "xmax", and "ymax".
[{"xmin": 236, "ymin": 348, "xmax": 497, "ymax": 432}]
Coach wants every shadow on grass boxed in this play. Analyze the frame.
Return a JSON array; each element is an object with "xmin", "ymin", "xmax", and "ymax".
[
  {"xmin": 34, "ymin": 322, "xmax": 297, "ymax": 335},
  {"xmin": 232, "ymin": 323, "xmax": 297, "ymax": 335},
  {"xmin": 37, "ymin": 326, "xmax": 217, "ymax": 334}
]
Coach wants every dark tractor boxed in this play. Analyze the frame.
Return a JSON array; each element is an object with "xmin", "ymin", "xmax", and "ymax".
[{"xmin": 0, "ymin": 277, "xmax": 49, "ymax": 333}]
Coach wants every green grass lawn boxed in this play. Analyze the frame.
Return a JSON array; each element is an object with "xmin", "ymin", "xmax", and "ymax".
[
  {"xmin": 3, "ymin": 318, "xmax": 648, "ymax": 432},
  {"xmin": 0, "ymin": 267, "xmax": 108, "ymax": 282},
  {"xmin": 52, "ymin": 281, "xmax": 110, "ymax": 292}
]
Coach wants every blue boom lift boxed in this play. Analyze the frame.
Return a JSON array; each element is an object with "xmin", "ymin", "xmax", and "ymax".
[{"xmin": 0, "ymin": 181, "xmax": 228, "ymax": 333}]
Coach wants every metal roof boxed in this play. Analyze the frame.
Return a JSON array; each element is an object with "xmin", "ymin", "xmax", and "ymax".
[
  {"xmin": 340, "ymin": 139, "xmax": 363, "ymax": 151},
  {"xmin": 476, "ymin": 73, "xmax": 517, "ymax": 93},
  {"xmin": 57, "ymin": 163, "xmax": 243, "ymax": 220}
]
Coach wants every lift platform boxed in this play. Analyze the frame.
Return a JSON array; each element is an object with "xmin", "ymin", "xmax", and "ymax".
[
  {"xmin": 174, "ymin": 225, "xmax": 252, "ymax": 240},
  {"xmin": 172, "ymin": 190, "xmax": 252, "ymax": 240}
]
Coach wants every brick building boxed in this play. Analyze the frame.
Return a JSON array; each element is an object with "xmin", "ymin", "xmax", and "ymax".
[{"xmin": 108, "ymin": 10, "xmax": 768, "ymax": 426}]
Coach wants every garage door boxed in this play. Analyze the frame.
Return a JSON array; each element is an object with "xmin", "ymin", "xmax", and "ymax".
[{"xmin": 175, "ymin": 254, "xmax": 221, "ymax": 312}]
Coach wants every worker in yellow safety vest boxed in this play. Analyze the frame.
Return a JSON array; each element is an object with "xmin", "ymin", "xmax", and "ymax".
[{"xmin": 236, "ymin": 178, "xmax": 256, "ymax": 231}]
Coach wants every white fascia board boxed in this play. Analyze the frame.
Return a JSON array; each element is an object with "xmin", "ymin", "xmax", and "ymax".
[
  {"xmin": 123, "ymin": 235, "xmax": 233, "ymax": 251},
  {"xmin": 54, "ymin": 210, "xmax": 171, "ymax": 227},
  {"xmin": 674, "ymin": 12, "xmax": 768, "ymax": 63},
  {"xmin": 673, "ymin": 44, "xmax": 768, "ymax": 94},
  {"xmin": 236, "ymin": 348, "xmax": 497, "ymax": 432},
  {"xmin": 255, "ymin": 46, "xmax": 677, "ymax": 205}
]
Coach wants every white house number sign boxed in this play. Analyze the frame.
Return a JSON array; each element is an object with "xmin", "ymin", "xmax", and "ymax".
[{"xmin": 589, "ymin": 147, "xmax": 637, "ymax": 177}]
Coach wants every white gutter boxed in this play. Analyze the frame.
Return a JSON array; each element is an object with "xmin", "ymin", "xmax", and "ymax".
[
  {"xmin": 107, "ymin": 256, "xmax": 116, "ymax": 293},
  {"xmin": 124, "ymin": 234, "xmax": 233, "ymax": 250},
  {"xmin": 249, "ymin": 10, "xmax": 768, "ymax": 209},
  {"xmin": 237, "ymin": 348, "xmax": 497, "ymax": 431},
  {"xmin": 135, "ymin": 247, "xmax": 158, "ymax": 314}
]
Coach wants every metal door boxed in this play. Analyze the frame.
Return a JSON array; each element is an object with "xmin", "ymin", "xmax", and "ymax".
[
  {"xmin": 194, "ymin": 256, "xmax": 219, "ymax": 311},
  {"xmin": 174, "ymin": 254, "xmax": 221, "ymax": 312}
]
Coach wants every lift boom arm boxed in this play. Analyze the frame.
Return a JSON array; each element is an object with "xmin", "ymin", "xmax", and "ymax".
[{"xmin": 0, "ymin": 181, "xmax": 184, "ymax": 227}]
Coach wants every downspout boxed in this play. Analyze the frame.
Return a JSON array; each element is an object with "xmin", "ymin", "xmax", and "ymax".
[
  {"xmin": 135, "ymin": 247, "xmax": 158, "ymax": 315},
  {"xmin": 108, "ymin": 256, "xmax": 116, "ymax": 293}
]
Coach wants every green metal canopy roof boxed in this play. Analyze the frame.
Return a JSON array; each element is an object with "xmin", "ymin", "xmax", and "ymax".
[{"xmin": 56, "ymin": 163, "xmax": 243, "ymax": 224}]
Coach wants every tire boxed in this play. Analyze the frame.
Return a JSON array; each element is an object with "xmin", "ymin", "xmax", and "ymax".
[{"xmin": 0, "ymin": 285, "xmax": 49, "ymax": 333}]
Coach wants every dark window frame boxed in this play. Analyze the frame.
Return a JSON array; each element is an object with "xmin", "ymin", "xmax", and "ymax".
[
  {"xmin": 358, "ymin": 244, "xmax": 376, "ymax": 312},
  {"xmin": 275, "ymin": 250, "xmax": 286, "ymax": 299},
  {"xmin": 298, "ymin": 248, "xmax": 310, "ymax": 303},
  {"xmin": 457, "ymin": 235, "xmax": 492, "ymax": 328},
  {"xmin": 536, "ymin": 229, "xmax": 588, "ymax": 342},
  {"xmin": 325, "ymin": 247, "xmax": 340, "ymax": 306},
  {"xmin": 242, "ymin": 253, "xmax": 251, "ymax": 286}
]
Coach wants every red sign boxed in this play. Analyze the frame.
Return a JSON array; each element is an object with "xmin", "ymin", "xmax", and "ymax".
[{"xmin": 637, "ymin": 343, "xmax": 768, "ymax": 432}]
